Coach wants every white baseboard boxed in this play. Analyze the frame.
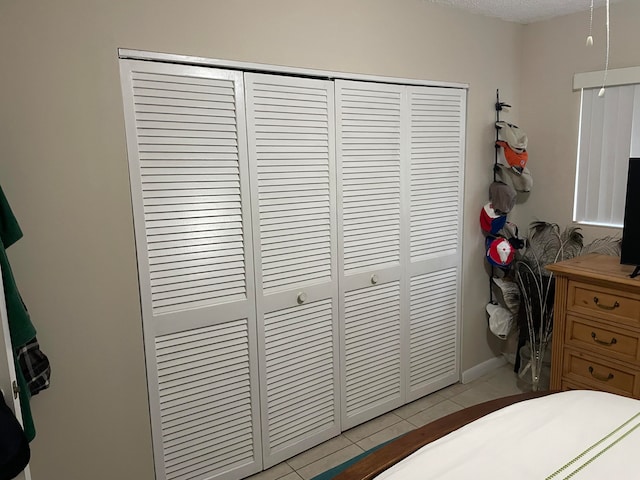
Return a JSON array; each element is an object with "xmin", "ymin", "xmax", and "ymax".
[{"xmin": 461, "ymin": 356, "xmax": 507, "ymax": 384}]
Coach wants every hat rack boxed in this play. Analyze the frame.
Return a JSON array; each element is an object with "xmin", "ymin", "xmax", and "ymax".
[
  {"xmin": 488, "ymin": 89, "xmax": 511, "ymax": 303},
  {"xmin": 488, "ymin": 89, "xmax": 533, "ymax": 372}
]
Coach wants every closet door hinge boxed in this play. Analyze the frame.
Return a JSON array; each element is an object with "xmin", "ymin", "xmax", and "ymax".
[{"xmin": 12, "ymin": 380, "xmax": 19, "ymax": 399}]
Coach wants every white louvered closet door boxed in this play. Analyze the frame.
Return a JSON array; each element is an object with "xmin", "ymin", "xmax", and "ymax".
[
  {"xmin": 335, "ymin": 80, "xmax": 407, "ymax": 429},
  {"xmin": 406, "ymin": 86, "xmax": 465, "ymax": 402},
  {"xmin": 120, "ymin": 60, "xmax": 262, "ymax": 480},
  {"xmin": 244, "ymin": 73, "xmax": 340, "ymax": 467}
]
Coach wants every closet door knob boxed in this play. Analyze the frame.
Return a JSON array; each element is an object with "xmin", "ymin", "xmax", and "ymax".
[
  {"xmin": 371, "ymin": 274, "xmax": 379, "ymax": 285},
  {"xmin": 297, "ymin": 292, "xmax": 307, "ymax": 304}
]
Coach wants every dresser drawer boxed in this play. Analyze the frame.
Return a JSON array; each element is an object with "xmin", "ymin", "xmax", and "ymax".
[
  {"xmin": 562, "ymin": 349, "xmax": 638, "ymax": 396},
  {"xmin": 568, "ymin": 281, "xmax": 640, "ymax": 327},
  {"xmin": 566, "ymin": 315, "xmax": 640, "ymax": 363}
]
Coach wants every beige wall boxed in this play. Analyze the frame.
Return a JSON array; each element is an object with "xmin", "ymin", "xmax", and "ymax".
[
  {"xmin": 517, "ymin": 0, "xmax": 640, "ymax": 242},
  {"xmin": 0, "ymin": 1, "xmax": 522, "ymax": 478}
]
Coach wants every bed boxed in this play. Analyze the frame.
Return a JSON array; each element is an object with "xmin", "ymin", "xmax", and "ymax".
[{"xmin": 334, "ymin": 390, "xmax": 640, "ymax": 479}]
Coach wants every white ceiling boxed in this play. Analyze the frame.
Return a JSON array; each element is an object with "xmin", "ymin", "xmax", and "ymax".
[{"xmin": 428, "ymin": 0, "xmax": 624, "ymax": 24}]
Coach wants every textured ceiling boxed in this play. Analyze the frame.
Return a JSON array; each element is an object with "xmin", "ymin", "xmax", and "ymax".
[{"xmin": 428, "ymin": 0, "xmax": 624, "ymax": 24}]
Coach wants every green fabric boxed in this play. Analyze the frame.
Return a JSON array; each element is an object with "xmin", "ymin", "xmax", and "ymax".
[
  {"xmin": 0, "ymin": 246, "xmax": 35, "ymax": 348},
  {"xmin": 0, "ymin": 185, "xmax": 36, "ymax": 441}
]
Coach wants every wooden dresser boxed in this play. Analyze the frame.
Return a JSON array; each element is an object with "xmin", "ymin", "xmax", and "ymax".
[{"xmin": 547, "ymin": 254, "xmax": 640, "ymax": 398}]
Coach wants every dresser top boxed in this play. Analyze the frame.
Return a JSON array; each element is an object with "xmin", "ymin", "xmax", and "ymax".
[{"xmin": 546, "ymin": 253, "xmax": 640, "ymax": 290}]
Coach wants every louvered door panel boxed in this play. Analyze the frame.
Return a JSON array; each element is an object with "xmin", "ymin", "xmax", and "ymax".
[
  {"xmin": 246, "ymin": 74, "xmax": 334, "ymax": 294},
  {"xmin": 343, "ymin": 281, "xmax": 402, "ymax": 428},
  {"xmin": 121, "ymin": 60, "xmax": 261, "ymax": 480},
  {"xmin": 408, "ymin": 268, "xmax": 459, "ymax": 399},
  {"xmin": 336, "ymin": 81, "xmax": 403, "ymax": 273},
  {"xmin": 336, "ymin": 80, "xmax": 407, "ymax": 429},
  {"xmin": 408, "ymin": 87, "xmax": 465, "ymax": 262},
  {"xmin": 263, "ymin": 299, "xmax": 336, "ymax": 455},
  {"xmin": 131, "ymin": 69, "xmax": 248, "ymax": 314},
  {"xmin": 156, "ymin": 320, "xmax": 256, "ymax": 480},
  {"xmin": 405, "ymin": 86, "xmax": 464, "ymax": 402},
  {"xmin": 245, "ymin": 73, "xmax": 340, "ymax": 467}
]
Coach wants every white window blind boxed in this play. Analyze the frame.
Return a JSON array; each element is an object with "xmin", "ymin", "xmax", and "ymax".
[{"xmin": 574, "ymin": 84, "xmax": 640, "ymax": 227}]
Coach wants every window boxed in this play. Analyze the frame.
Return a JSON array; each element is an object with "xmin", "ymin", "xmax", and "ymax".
[{"xmin": 574, "ymin": 68, "xmax": 640, "ymax": 227}]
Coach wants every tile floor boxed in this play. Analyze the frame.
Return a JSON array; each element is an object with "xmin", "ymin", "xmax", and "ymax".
[{"xmin": 245, "ymin": 362, "xmax": 529, "ymax": 480}]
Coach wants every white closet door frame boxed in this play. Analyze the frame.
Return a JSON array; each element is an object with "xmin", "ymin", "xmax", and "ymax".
[
  {"xmin": 245, "ymin": 73, "xmax": 341, "ymax": 467},
  {"xmin": 336, "ymin": 80, "xmax": 409, "ymax": 429},
  {"xmin": 120, "ymin": 60, "xmax": 262, "ymax": 480},
  {"xmin": 404, "ymin": 86, "xmax": 466, "ymax": 402},
  {"xmin": 119, "ymin": 49, "xmax": 467, "ymax": 478}
]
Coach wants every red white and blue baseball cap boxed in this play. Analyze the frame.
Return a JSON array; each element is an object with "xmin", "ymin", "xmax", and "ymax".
[
  {"xmin": 479, "ymin": 202, "xmax": 507, "ymax": 235},
  {"xmin": 486, "ymin": 237, "xmax": 515, "ymax": 267}
]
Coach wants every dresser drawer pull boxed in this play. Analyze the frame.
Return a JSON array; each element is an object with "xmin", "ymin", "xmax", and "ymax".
[
  {"xmin": 588, "ymin": 366, "xmax": 614, "ymax": 382},
  {"xmin": 590, "ymin": 332, "xmax": 618, "ymax": 346},
  {"xmin": 593, "ymin": 297, "xmax": 620, "ymax": 310}
]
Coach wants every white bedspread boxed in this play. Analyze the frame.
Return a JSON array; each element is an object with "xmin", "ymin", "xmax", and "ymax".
[{"xmin": 375, "ymin": 390, "xmax": 640, "ymax": 479}]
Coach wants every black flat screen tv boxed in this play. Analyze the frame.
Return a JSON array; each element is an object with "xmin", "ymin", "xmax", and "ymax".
[{"xmin": 621, "ymin": 157, "xmax": 640, "ymax": 278}]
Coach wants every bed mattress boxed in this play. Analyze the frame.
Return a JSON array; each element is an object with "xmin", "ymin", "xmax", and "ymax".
[{"xmin": 375, "ymin": 390, "xmax": 640, "ymax": 479}]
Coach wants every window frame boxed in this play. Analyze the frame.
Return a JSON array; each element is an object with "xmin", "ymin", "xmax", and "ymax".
[{"xmin": 573, "ymin": 67, "xmax": 640, "ymax": 228}]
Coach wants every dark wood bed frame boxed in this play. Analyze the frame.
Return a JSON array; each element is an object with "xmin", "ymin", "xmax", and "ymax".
[{"xmin": 334, "ymin": 390, "xmax": 554, "ymax": 480}]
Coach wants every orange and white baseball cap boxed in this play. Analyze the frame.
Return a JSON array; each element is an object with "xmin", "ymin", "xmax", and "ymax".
[{"xmin": 497, "ymin": 141, "xmax": 528, "ymax": 171}]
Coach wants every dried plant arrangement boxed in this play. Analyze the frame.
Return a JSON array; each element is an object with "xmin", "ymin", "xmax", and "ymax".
[{"xmin": 513, "ymin": 222, "xmax": 620, "ymax": 390}]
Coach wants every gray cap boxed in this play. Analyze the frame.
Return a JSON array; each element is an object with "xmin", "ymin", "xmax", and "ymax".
[
  {"xmin": 489, "ymin": 181, "xmax": 517, "ymax": 214},
  {"xmin": 496, "ymin": 164, "xmax": 533, "ymax": 193}
]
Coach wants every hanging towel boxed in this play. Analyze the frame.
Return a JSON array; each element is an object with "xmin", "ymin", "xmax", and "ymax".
[{"xmin": 0, "ymin": 185, "xmax": 50, "ymax": 441}]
